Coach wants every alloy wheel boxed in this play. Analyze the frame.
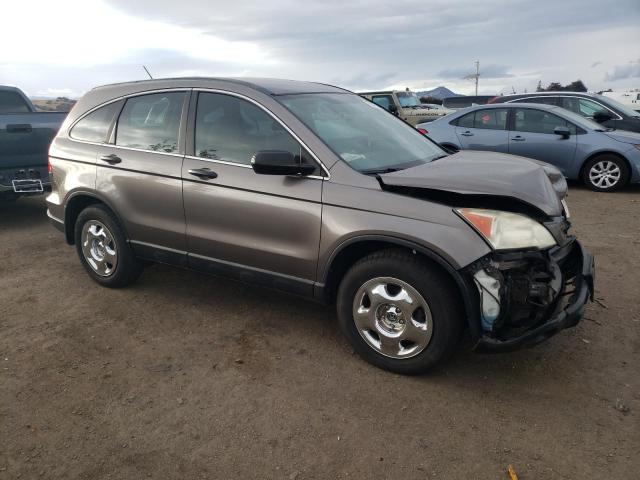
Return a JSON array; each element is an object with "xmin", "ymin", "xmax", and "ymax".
[{"xmin": 589, "ymin": 160, "xmax": 621, "ymax": 189}]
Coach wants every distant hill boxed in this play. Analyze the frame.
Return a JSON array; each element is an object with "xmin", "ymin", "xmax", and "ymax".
[
  {"xmin": 415, "ymin": 86, "xmax": 462, "ymax": 100},
  {"xmin": 31, "ymin": 97, "xmax": 76, "ymax": 112}
]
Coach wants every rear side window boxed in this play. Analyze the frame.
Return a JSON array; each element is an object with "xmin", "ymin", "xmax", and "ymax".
[
  {"xmin": 455, "ymin": 109, "xmax": 508, "ymax": 130},
  {"xmin": 0, "ymin": 91, "xmax": 31, "ymax": 113},
  {"xmin": 70, "ymin": 102, "xmax": 121, "ymax": 143},
  {"xmin": 195, "ymin": 92, "xmax": 315, "ymax": 171},
  {"xmin": 116, "ymin": 92, "xmax": 185, "ymax": 153},
  {"xmin": 513, "ymin": 108, "xmax": 577, "ymax": 135}
]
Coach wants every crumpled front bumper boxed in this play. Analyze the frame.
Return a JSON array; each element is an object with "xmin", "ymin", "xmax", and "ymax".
[{"xmin": 472, "ymin": 239, "xmax": 594, "ymax": 353}]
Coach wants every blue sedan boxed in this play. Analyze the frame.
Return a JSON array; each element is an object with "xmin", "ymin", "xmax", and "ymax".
[{"xmin": 417, "ymin": 103, "xmax": 640, "ymax": 191}]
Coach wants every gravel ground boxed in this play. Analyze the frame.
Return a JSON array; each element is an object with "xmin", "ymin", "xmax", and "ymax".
[{"xmin": 1, "ymin": 185, "xmax": 638, "ymax": 479}]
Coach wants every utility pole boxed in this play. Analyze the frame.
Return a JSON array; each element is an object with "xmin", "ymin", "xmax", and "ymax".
[{"xmin": 464, "ymin": 61, "xmax": 480, "ymax": 96}]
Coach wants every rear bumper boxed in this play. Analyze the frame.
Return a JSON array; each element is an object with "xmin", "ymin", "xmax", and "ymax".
[{"xmin": 473, "ymin": 240, "xmax": 594, "ymax": 353}]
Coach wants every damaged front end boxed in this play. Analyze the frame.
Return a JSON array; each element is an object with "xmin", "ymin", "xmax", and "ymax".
[{"xmin": 468, "ymin": 237, "xmax": 594, "ymax": 352}]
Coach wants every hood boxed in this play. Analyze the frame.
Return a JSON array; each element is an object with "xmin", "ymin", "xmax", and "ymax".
[
  {"xmin": 603, "ymin": 129, "xmax": 640, "ymax": 144},
  {"xmin": 379, "ymin": 151, "xmax": 567, "ymax": 217}
]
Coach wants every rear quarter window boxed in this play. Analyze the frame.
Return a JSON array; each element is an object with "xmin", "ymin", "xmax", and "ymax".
[{"xmin": 70, "ymin": 101, "xmax": 122, "ymax": 143}]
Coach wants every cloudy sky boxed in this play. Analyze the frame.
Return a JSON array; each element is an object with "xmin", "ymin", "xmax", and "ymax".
[{"xmin": 1, "ymin": 0, "xmax": 639, "ymax": 98}]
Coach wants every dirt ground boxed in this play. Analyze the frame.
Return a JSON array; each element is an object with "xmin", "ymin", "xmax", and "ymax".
[{"xmin": 1, "ymin": 185, "xmax": 638, "ymax": 479}]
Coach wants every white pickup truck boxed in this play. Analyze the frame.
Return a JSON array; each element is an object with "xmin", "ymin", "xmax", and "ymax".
[{"xmin": 0, "ymin": 86, "xmax": 68, "ymax": 200}]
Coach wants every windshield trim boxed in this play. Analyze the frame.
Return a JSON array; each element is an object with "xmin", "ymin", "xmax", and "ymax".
[{"xmin": 275, "ymin": 93, "xmax": 447, "ymax": 176}]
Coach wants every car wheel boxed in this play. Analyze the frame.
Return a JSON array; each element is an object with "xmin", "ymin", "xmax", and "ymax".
[
  {"xmin": 74, "ymin": 205, "xmax": 143, "ymax": 287},
  {"xmin": 336, "ymin": 249, "xmax": 463, "ymax": 374},
  {"xmin": 582, "ymin": 155, "xmax": 629, "ymax": 192}
]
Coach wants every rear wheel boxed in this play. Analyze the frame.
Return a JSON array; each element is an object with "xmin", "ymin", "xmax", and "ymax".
[
  {"xmin": 582, "ymin": 154, "xmax": 629, "ymax": 191},
  {"xmin": 74, "ymin": 205, "xmax": 143, "ymax": 287},
  {"xmin": 336, "ymin": 249, "xmax": 463, "ymax": 374}
]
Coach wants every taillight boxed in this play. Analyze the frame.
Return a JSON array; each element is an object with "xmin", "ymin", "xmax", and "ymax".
[
  {"xmin": 486, "ymin": 96, "xmax": 500, "ymax": 104},
  {"xmin": 48, "ymin": 157, "xmax": 52, "ymax": 174},
  {"xmin": 417, "ymin": 128, "xmax": 428, "ymax": 135}
]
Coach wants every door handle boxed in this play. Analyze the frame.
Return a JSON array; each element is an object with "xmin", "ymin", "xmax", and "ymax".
[
  {"xmin": 460, "ymin": 131, "xmax": 474, "ymax": 137},
  {"xmin": 100, "ymin": 154, "xmax": 122, "ymax": 164},
  {"xmin": 6, "ymin": 123, "xmax": 32, "ymax": 133},
  {"xmin": 511, "ymin": 136, "xmax": 525, "ymax": 141},
  {"xmin": 188, "ymin": 168, "xmax": 218, "ymax": 179}
]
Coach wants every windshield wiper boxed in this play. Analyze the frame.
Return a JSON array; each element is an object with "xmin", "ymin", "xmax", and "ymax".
[{"xmin": 361, "ymin": 167, "xmax": 404, "ymax": 175}]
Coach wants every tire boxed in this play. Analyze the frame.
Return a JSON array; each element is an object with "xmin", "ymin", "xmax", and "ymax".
[
  {"xmin": 336, "ymin": 249, "xmax": 464, "ymax": 374},
  {"xmin": 74, "ymin": 204, "xmax": 143, "ymax": 288},
  {"xmin": 582, "ymin": 154, "xmax": 629, "ymax": 192}
]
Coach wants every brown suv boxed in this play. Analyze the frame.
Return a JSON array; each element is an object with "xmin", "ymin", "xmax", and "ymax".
[{"xmin": 47, "ymin": 78, "xmax": 594, "ymax": 374}]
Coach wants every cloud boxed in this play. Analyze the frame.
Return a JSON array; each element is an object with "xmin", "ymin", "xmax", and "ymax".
[
  {"xmin": 2, "ymin": 0, "xmax": 640, "ymax": 96},
  {"xmin": 605, "ymin": 60, "xmax": 640, "ymax": 81},
  {"xmin": 591, "ymin": 61, "xmax": 602, "ymax": 68}
]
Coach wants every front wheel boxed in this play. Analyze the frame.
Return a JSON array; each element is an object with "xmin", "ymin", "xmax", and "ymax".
[
  {"xmin": 336, "ymin": 250, "xmax": 464, "ymax": 374},
  {"xmin": 582, "ymin": 155, "xmax": 629, "ymax": 192}
]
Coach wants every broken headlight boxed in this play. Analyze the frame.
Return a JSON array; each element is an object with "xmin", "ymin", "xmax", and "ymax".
[{"xmin": 456, "ymin": 208, "xmax": 556, "ymax": 250}]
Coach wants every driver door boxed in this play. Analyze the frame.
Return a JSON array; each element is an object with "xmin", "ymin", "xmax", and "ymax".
[{"xmin": 182, "ymin": 91, "xmax": 324, "ymax": 295}]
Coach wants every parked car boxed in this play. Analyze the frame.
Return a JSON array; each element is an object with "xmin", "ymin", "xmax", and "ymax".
[
  {"xmin": 47, "ymin": 78, "xmax": 594, "ymax": 374},
  {"xmin": 359, "ymin": 89, "xmax": 450, "ymax": 124},
  {"xmin": 0, "ymin": 86, "xmax": 68, "ymax": 200},
  {"xmin": 442, "ymin": 95, "xmax": 495, "ymax": 110},
  {"xmin": 488, "ymin": 91, "xmax": 640, "ymax": 133},
  {"xmin": 417, "ymin": 103, "xmax": 640, "ymax": 191}
]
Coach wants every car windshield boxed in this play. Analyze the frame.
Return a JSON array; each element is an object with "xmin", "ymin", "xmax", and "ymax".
[
  {"xmin": 396, "ymin": 92, "xmax": 421, "ymax": 107},
  {"xmin": 277, "ymin": 93, "xmax": 445, "ymax": 172},
  {"xmin": 596, "ymin": 94, "xmax": 640, "ymax": 118}
]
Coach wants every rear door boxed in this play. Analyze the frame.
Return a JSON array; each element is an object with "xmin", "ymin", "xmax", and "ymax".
[
  {"xmin": 96, "ymin": 90, "xmax": 188, "ymax": 263},
  {"xmin": 182, "ymin": 91, "xmax": 323, "ymax": 295},
  {"xmin": 508, "ymin": 107, "xmax": 578, "ymax": 174},
  {"xmin": 454, "ymin": 108, "xmax": 509, "ymax": 152}
]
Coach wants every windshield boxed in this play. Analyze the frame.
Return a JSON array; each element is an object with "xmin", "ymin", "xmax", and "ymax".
[
  {"xmin": 596, "ymin": 94, "xmax": 640, "ymax": 118},
  {"xmin": 277, "ymin": 93, "xmax": 445, "ymax": 172},
  {"xmin": 396, "ymin": 91, "xmax": 421, "ymax": 107}
]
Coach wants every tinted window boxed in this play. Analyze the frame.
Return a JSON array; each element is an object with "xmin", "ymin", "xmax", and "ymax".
[
  {"xmin": 371, "ymin": 95, "xmax": 393, "ymax": 111},
  {"xmin": 195, "ymin": 92, "xmax": 313, "ymax": 169},
  {"xmin": 0, "ymin": 91, "xmax": 31, "ymax": 113},
  {"xmin": 116, "ymin": 92, "xmax": 184, "ymax": 153},
  {"xmin": 561, "ymin": 97, "xmax": 610, "ymax": 118},
  {"xmin": 513, "ymin": 108, "xmax": 576, "ymax": 134},
  {"xmin": 455, "ymin": 109, "xmax": 507, "ymax": 130},
  {"xmin": 70, "ymin": 102, "xmax": 121, "ymax": 143}
]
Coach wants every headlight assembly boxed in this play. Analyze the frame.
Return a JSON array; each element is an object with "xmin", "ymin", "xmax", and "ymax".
[{"xmin": 456, "ymin": 208, "xmax": 556, "ymax": 250}]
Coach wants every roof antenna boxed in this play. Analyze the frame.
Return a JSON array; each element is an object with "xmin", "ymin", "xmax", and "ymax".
[{"xmin": 142, "ymin": 65, "xmax": 153, "ymax": 80}]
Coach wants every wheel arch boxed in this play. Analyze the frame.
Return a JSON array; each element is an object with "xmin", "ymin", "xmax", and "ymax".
[
  {"xmin": 64, "ymin": 191, "xmax": 128, "ymax": 245},
  {"xmin": 579, "ymin": 150, "xmax": 632, "ymax": 182},
  {"xmin": 321, "ymin": 235, "xmax": 481, "ymax": 339}
]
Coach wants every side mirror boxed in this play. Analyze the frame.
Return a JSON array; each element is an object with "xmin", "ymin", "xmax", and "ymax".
[
  {"xmin": 388, "ymin": 104, "xmax": 399, "ymax": 115},
  {"xmin": 593, "ymin": 110, "xmax": 613, "ymax": 123},
  {"xmin": 251, "ymin": 150, "xmax": 316, "ymax": 176},
  {"xmin": 554, "ymin": 126, "xmax": 571, "ymax": 139}
]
